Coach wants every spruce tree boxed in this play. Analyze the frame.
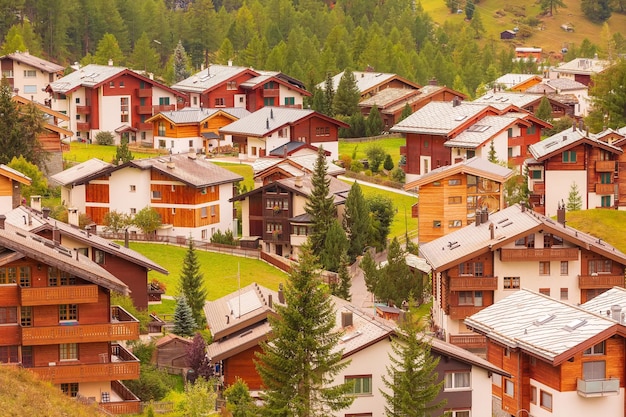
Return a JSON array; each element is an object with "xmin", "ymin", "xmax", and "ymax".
[
  {"xmin": 323, "ymin": 72, "xmax": 335, "ymax": 117},
  {"xmin": 332, "ymin": 69, "xmax": 361, "ymax": 117},
  {"xmin": 173, "ymin": 40, "xmax": 191, "ymax": 82},
  {"xmin": 179, "ymin": 239, "xmax": 208, "ymax": 327},
  {"xmin": 535, "ymin": 96, "xmax": 553, "ymax": 123},
  {"xmin": 334, "ymin": 250, "xmax": 352, "ymax": 301},
  {"xmin": 320, "ymin": 219, "xmax": 348, "ymax": 272},
  {"xmin": 567, "ymin": 182, "xmax": 583, "ymax": 211},
  {"xmin": 487, "ymin": 140, "xmax": 497, "ymax": 163},
  {"xmin": 255, "ymin": 244, "xmax": 354, "ymax": 417},
  {"xmin": 342, "ymin": 182, "xmax": 370, "ymax": 262},
  {"xmin": 113, "ymin": 138, "xmax": 134, "ymax": 165},
  {"xmin": 399, "ymin": 103, "xmax": 412, "ymax": 122},
  {"xmin": 383, "ymin": 154, "xmax": 394, "ymax": 171},
  {"xmin": 173, "ymin": 296, "xmax": 196, "ymax": 337},
  {"xmin": 366, "ymin": 105, "xmax": 384, "ymax": 136},
  {"xmin": 381, "ymin": 309, "xmax": 445, "ymax": 417},
  {"xmin": 305, "ymin": 146, "xmax": 337, "ymax": 256}
]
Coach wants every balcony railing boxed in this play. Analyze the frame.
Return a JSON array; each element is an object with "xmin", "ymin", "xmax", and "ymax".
[
  {"xmin": 22, "ymin": 306, "xmax": 139, "ymax": 345},
  {"xmin": 595, "ymin": 160, "xmax": 616, "ymax": 172},
  {"xmin": 595, "ymin": 183, "xmax": 615, "ymax": 195},
  {"xmin": 75, "ymin": 106, "xmax": 91, "ymax": 114},
  {"xmin": 449, "ymin": 305, "xmax": 484, "ymax": 320},
  {"xmin": 136, "ymin": 105, "xmax": 153, "ymax": 115},
  {"xmin": 449, "ymin": 276, "xmax": 497, "ymax": 291},
  {"xmin": 135, "ymin": 122, "xmax": 153, "ymax": 131},
  {"xmin": 0, "ymin": 325, "xmax": 20, "ymax": 345},
  {"xmin": 76, "ymin": 122, "xmax": 91, "ymax": 131},
  {"xmin": 20, "ymin": 285, "xmax": 99, "ymax": 306},
  {"xmin": 99, "ymin": 381, "xmax": 141, "ymax": 415},
  {"xmin": 29, "ymin": 344, "xmax": 139, "ymax": 384},
  {"xmin": 508, "ymin": 135, "xmax": 525, "ymax": 147},
  {"xmin": 136, "ymin": 88, "xmax": 152, "ymax": 98},
  {"xmin": 531, "ymin": 181, "xmax": 545, "ymax": 194},
  {"xmin": 500, "ymin": 247, "xmax": 579, "ymax": 262},
  {"xmin": 449, "ymin": 333, "xmax": 487, "ymax": 349},
  {"xmin": 262, "ymin": 88, "xmax": 279, "ymax": 98},
  {"xmin": 577, "ymin": 378, "xmax": 620, "ymax": 397},
  {"xmin": 153, "ymin": 104, "xmax": 175, "ymax": 113},
  {"xmin": 579, "ymin": 274, "xmax": 625, "ymax": 289}
]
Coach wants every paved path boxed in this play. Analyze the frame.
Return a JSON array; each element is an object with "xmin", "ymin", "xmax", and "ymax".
[
  {"xmin": 349, "ymin": 250, "xmax": 388, "ymax": 311},
  {"xmin": 338, "ymin": 175, "xmax": 417, "ymax": 197}
]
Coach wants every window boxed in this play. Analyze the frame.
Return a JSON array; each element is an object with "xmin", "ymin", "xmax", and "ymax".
[
  {"xmin": 189, "ymin": 140, "xmax": 193, "ymax": 148},
  {"xmin": 589, "ymin": 259, "xmax": 612, "ymax": 274},
  {"xmin": 210, "ymin": 205, "xmax": 216, "ymax": 216},
  {"xmin": 264, "ymin": 81, "xmax": 276, "ymax": 90},
  {"xmin": 458, "ymin": 291, "xmax": 483, "ymax": 306},
  {"xmin": 526, "ymin": 125, "xmax": 536, "ymax": 135},
  {"xmin": 449, "ymin": 412, "xmax": 469, "ymax": 417},
  {"xmin": 119, "ymin": 81, "xmax": 125, "ymax": 87},
  {"xmin": 507, "ymin": 128, "xmax": 513, "ymax": 138},
  {"xmin": 130, "ymin": 185, "xmax": 136, "ymax": 192},
  {"xmin": 22, "ymin": 346, "xmax": 33, "ymax": 368},
  {"xmin": 19, "ymin": 267, "xmax": 31, "ymax": 287},
  {"xmin": 584, "ymin": 341, "xmax": 605, "ymax": 355},
  {"xmin": 449, "ymin": 196, "xmax": 462, "ymax": 204},
  {"xmin": 600, "ymin": 172, "xmax": 612, "ymax": 184},
  {"xmin": 448, "ymin": 179, "xmax": 461, "ymax": 186},
  {"xmin": 284, "ymin": 97, "xmax": 295, "ymax": 105},
  {"xmin": 503, "ymin": 276, "xmax": 520, "ymax": 289},
  {"xmin": 433, "ymin": 220, "xmax": 441, "ymax": 228},
  {"xmin": 0, "ymin": 307, "xmax": 17, "ymax": 324},
  {"xmin": 459, "ymin": 262, "xmax": 484, "ymax": 277},
  {"xmin": 226, "ymin": 81, "xmax": 237, "ymax": 90},
  {"xmin": 444, "ymin": 372, "xmax": 470, "ymax": 390},
  {"xmin": 449, "ymin": 220, "xmax": 462, "ymax": 228},
  {"xmin": 560, "ymin": 261, "xmax": 568, "ymax": 275},
  {"xmin": 215, "ymin": 98, "xmax": 225, "ymax": 106},
  {"xmin": 346, "ymin": 376, "xmax": 372, "ymax": 395},
  {"xmin": 531, "ymin": 169, "xmax": 542, "ymax": 180},
  {"xmin": 540, "ymin": 390, "xmax": 552, "ymax": 411},
  {"xmin": 515, "ymin": 234, "xmax": 535, "ymax": 247},
  {"xmin": 539, "ymin": 288, "xmax": 550, "ymax": 296},
  {"xmin": 201, "ymin": 207, "xmax": 208, "ymax": 218},
  {"xmin": 130, "ymin": 208, "xmax": 137, "ymax": 215},
  {"xmin": 563, "ymin": 150, "xmax": 577, "ymax": 163},
  {"xmin": 48, "ymin": 268, "xmax": 76, "ymax": 286},
  {"xmin": 201, "ymin": 229, "xmax": 207, "ymax": 240},
  {"xmin": 59, "ymin": 304, "xmax": 78, "ymax": 321},
  {"xmin": 121, "ymin": 113, "xmax": 129, "ymax": 123},
  {"xmin": 24, "ymin": 70, "xmax": 36, "ymax": 77},
  {"xmin": 21, "ymin": 306, "xmax": 32, "ymax": 327},
  {"xmin": 601, "ymin": 195, "xmax": 611, "ymax": 207},
  {"xmin": 109, "ymin": 81, "xmax": 115, "ymax": 88},
  {"xmin": 560, "ymin": 288, "xmax": 568, "ymax": 300},
  {"xmin": 539, "ymin": 261, "xmax": 550, "ymax": 275},
  {"xmin": 0, "ymin": 267, "xmax": 17, "ymax": 284},
  {"xmin": 24, "ymin": 85, "xmax": 37, "ymax": 94},
  {"xmin": 60, "ymin": 343, "xmax": 78, "ymax": 361},
  {"xmin": 505, "ymin": 379, "xmax": 514, "ymax": 397},
  {"xmin": 171, "ymin": 208, "xmax": 176, "ymax": 215},
  {"xmin": 94, "ymin": 249, "xmax": 105, "ymax": 265},
  {"xmin": 158, "ymin": 122, "xmax": 166, "ymax": 136},
  {"xmin": 531, "ymin": 386, "xmax": 537, "ymax": 404},
  {"xmin": 61, "ymin": 383, "xmax": 79, "ymax": 397},
  {"xmin": 0, "ymin": 346, "xmax": 18, "ymax": 363},
  {"xmin": 152, "ymin": 190, "xmax": 162, "ymax": 199},
  {"xmin": 159, "ymin": 97, "xmax": 170, "ymax": 105}
]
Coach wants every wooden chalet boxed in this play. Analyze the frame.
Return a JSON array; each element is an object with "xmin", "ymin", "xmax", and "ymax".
[
  {"xmin": 0, "ymin": 216, "xmax": 141, "ymax": 414},
  {"xmin": 466, "ymin": 288, "xmax": 626, "ymax": 417},
  {"xmin": 473, "ymin": 91, "xmax": 573, "ymax": 120},
  {"xmin": 251, "ymin": 153, "xmax": 344, "ymax": 188},
  {"xmin": 551, "ymin": 57, "xmax": 612, "ymax": 87},
  {"xmin": 404, "ymin": 157, "xmax": 514, "ymax": 243},
  {"xmin": 153, "ymin": 334, "xmax": 192, "ymax": 374},
  {"xmin": 5, "ymin": 204, "xmax": 168, "ymax": 310},
  {"xmin": 319, "ymin": 70, "xmax": 421, "ymax": 102},
  {"xmin": 419, "ymin": 203, "xmax": 626, "ymax": 352},
  {"xmin": 0, "ymin": 164, "xmax": 31, "ymax": 214},
  {"xmin": 0, "ymin": 51, "xmax": 64, "ymax": 104}
]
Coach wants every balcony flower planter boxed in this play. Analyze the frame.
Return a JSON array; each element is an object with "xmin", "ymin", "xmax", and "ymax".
[
  {"xmin": 272, "ymin": 205, "xmax": 282, "ymax": 215},
  {"xmin": 272, "ymin": 230, "xmax": 283, "ymax": 239}
]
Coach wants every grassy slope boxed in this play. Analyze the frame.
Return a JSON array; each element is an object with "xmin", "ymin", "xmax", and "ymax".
[
  {"xmin": 560, "ymin": 209, "xmax": 626, "ymax": 253},
  {"xmin": 0, "ymin": 367, "xmax": 101, "ymax": 417},
  {"xmin": 64, "ymin": 142, "xmax": 165, "ymax": 165},
  {"xmin": 338, "ymin": 137, "xmax": 405, "ymax": 167}
]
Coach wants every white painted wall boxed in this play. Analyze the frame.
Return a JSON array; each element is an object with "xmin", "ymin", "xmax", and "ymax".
[
  {"xmin": 468, "ymin": 366, "xmax": 495, "ymax": 417},
  {"xmin": 108, "ymin": 167, "xmax": 151, "ymax": 216},
  {"xmin": 278, "ymin": 84, "xmax": 304, "ymax": 108},
  {"xmin": 545, "ymin": 170, "xmax": 587, "ymax": 216},
  {"xmin": 64, "ymin": 184, "xmax": 87, "ymax": 212},
  {"xmin": 311, "ymin": 141, "xmax": 339, "ymax": 161}
]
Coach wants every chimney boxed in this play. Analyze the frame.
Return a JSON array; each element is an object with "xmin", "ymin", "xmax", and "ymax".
[
  {"xmin": 429, "ymin": 77, "xmax": 438, "ymax": 86},
  {"xmin": 166, "ymin": 157, "xmax": 175, "ymax": 169},
  {"xmin": 30, "ymin": 195, "xmax": 42, "ymax": 212},
  {"xmin": 452, "ymin": 96, "xmax": 460, "ymax": 107},
  {"xmin": 0, "ymin": 215, "xmax": 5, "ymax": 229},
  {"xmin": 228, "ymin": 60, "xmax": 233, "ymax": 66},
  {"xmin": 521, "ymin": 201, "xmax": 526, "ymax": 212},
  {"xmin": 572, "ymin": 119, "xmax": 576, "ymax": 131},
  {"xmin": 489, "ymin": 222, "xmax": 495, "ymax": 239},
  {"xmin": 611, "ymin": 305, "xmax": 622, "ymax": 322},
  {"xmin": 557, "ymin": 200, "xmax": 566, "ymax": 225},
  {"xmin": 270, "ymin": 109, "xmax": 274, "ymax": 119},
  {"xmin": 68, "ymin": 208, "xmax": 79, "ymax": 226},
  {"xmin": 124, "ymin": 228, "xmax": 129, "ymax": 248},
  {"xmin": 42, "ymin": 207, "xmax": 50, "ymax": 219},
  {"xmin": 475, "ymin": 210, "xmax": 482, "ymax": 226},
  {"xmin": 225, "ymin": 315, "xmax": 230, "ymax": 324},
  {"xmin": 108, "ymin": 58, "xmax": 113, "ymax": 66},
  {"xmin": 268, "ymin": 294, "xmax": 273, "ymax": 309},
  {"xmin": 341, "ymin": 311, "xmax": 353, "ymax": 328},
  {"xmin": 278, "ymin": 283, "xmax": 285, "ymax": 304},
  {"xmin": 53, "ymin": 226, "xmax": 60, "ymax": 244},
  {"xmin": 85, "ymin": 225, "xmax": 91, "ymax": 237},
  {"xmin": 295, "ymin": 175, "xmax": 303, "ymax": 188},
  {"xmin": 266, "ymin": 118, "xmax": 270, "ymax": 129},
  {"xmin": 481, "ymin": 207, "xmax": 489, "ymax": 223}
]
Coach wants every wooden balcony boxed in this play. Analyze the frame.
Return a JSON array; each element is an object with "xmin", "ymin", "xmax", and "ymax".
[
  {"xmin": 99, "ymin": 380, "xmax": 141, "ymax": 415},
  {"xmin": 135, "ymin": 121, "xmax": 153, "ymax": 131},
  {"xmin": 595, "ymin": 160, "xmax": 616, "ymax": 172},
  {"xmin": 76, "ymin": 122, "xmax": 91, "ymax": 131},
  {"xmin": 531, "ymin": 181, "xmax": 545, "ymax": 194},
  {"xmin": 508, "ymin": 135, "xmax": 525, "ymax": 147},
  {"xmin": 449, "ymin": 333, "xmax": 487, "ymax": 349},
  {"xmin": 449, "ymin": 276, "xmax": 497, "ymax": 291},
  {"xmin": 136, "ymin": 105, "xmax": 153, "ymax": 115},
  {"xmin": 265, "ymin": 231, "xmax": 287, "ymax": 243},
  {"xmin": 20, "ymin": 285, "xmax": 98, "ymax": 306},
  {"xmin": 136, "ymin": 88, "xmax": 152, "ymax": 98},
  {"xmin": 449, "ymin": 305, "xmax": 484, "ymax": 320},
  {"xmin": 0, "ymin": 325, "xmax": 20, "ymax": 345},
  {"xmin": 22, "ymin": 306, "xmax": 139, "ymax": 345},
  {"xmin": 500, "ymin": 247, "xmax": 579, "ymax": 262},
  {"xmin": 0, "ymin": 285, "xmax": 18, "ymax": 304},
  {"xmin": 262, "ymin": 88, "xmax": 279, "ymax": 98},
  {"xmin": 153, "ymin": 104, "xmax": 175, "ymax": 113},
  {"xmin": 579, "ymin": 274, "xmax": 625, "ymax": 289},
  {"xmin": 595, "ymin": 183, "xmax": 615, "ymax": 195},
  {"xmin": 29, "ymin": 344, "xmax": 139, "ymax": 384},
  {"xmin": 75, "ymin": 105, "xmax": 91, "ymax": 114}
]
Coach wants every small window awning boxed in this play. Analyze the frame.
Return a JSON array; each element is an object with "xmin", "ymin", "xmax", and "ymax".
[
  {"xmin": 202, "ymin": 132, "xmax": 220, "ymax": 139},
  {"xmin": 115, "ymin": 124, "xmax": 138, "ymax": 133}
]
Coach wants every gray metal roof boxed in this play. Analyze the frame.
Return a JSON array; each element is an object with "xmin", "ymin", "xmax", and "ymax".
[
  {"xmin": 2, "ymin": 52, "xmax": 64, "ymax": 73},
  {"xmin": 155, "ymin": 107, "xmax": 249, "ymax": 124},
  {"xmin": 580, "ymin": 287, "xmax": 626, "ymax": 323},
  {"xmin": 317, "ymin": 71, "xmax": 400, "ymax": 94},
  {"xmin": 219, "ymin": 107, "xmax": 315, "ymax": 136},
  {"xmin": 553, "ymin": 58, "xmax": 611, "ymax": 76},
  {"xmin": 473, "ymin": 91, "xmax": 542, "ymax": 109},
  {"xmin": 444, "ymin": 115, "xmax": 521, "ymax": 149},
  {"xmin": 494, "ymin": 73, "xmax": 540, "ymax": 89},
  {"xmin": 390, "ymin": 101, "xmax": 491, "ymax": 135},
  {"xmin": 529, "ymin": 126, "xmax": 622, "ymax": 160},
  {"xmin": 50, "ymin": 158, "xmax": 112, "ymax": 186},
  {"xmin": 544, "ymin": 78, "xmax": 587, "ymax": 91},
  {"xmin": 358, "ymin": 88, "xmax": 419, "ymax": 108},
  {"xmin": 171, "ymin": 64, "xmax": 251, "ymax": 93},
  {"xmin": 465, "ymin": 289, "xmax": 616, "ymax": 363},
  {"xmin": 49, "ymin": 64, "xmax": 127, "ymax": 94}
]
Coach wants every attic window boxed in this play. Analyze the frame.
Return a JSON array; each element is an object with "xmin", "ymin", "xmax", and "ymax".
[
  {"xmin": 467, "ymin": 125, "xmax": 490, "ymax": 133},
  {"xmin": 454, "ymin": 115, "xmax": 467, "ymax": 121},
  {"xmin": 340, "ymin": 331, "xmax": 362, "ymax": 343},
  {"xmin": 533, "ymin": 313, "xmax": 555, "ymax": 326},
  {"xmin": 564, "ymin": 318, "xmax": 587, "ymax": 332}
]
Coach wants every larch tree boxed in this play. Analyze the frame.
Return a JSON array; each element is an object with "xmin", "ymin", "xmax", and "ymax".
[
  {"xmin": 366, "ymin": 105, "xmax": 384, "ymax": 137},
  {"xmin": 333, "ymin": 250, "xmax": 352, "ymax": 301},
  {"xmin": 113, "ymin": 137, "xmax": 134, "ymax": 165},
  {"xmin": 487, "ymin": 140, "xmax": 498, "ymax": 163},
  {"xmin": 399, "ymin": 103, "xmax": 412, "ymax": 122},
  {"xmin": 539, "ymin": 0, "xmax": 566, "ymax": 16},
  {"xmin": 179, "ymin": 238, "xmax": 208, "ymax": 327},
  {"xmin": 225, "ymin": 377, "xmax": 259, "ymax": 417},
  {"xmin": 342, "ymin": 181, "xmax": 370, "ymax": 262},
  {"xmin": 332, "ymin": 69, "xmax": 361, "ymax": 117},
  {"xmin": 93, "ymin": 33, "xmax": 125, "ymax": 66},
  {"xmin": 381, "ymin": 308, "xmax": 445, "ymax": 417},
  {"xmin": 255, "ymin": 244, "xmax": 354, "ymax": 417},
  {"xmin": 305, "ymin": 146, "xmax": 337, "ymax": 256}
]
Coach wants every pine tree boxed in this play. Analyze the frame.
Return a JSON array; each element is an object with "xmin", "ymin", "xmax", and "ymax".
[
  {"xmin": 366, "ymin": 105, "xmax": 384, "ymax": 136},
  {"xmin": 323, "ymin": 72, "xmax": 335, "ymax": 117},
  {"xmin": 381, "ymin": 309, "xmax": 445, "ymax": 417},
  {"xmin": 535, "ymin": 96, "xmax": 553, "ymax": 123},
  {"xmin": 113, "ymin": 138, "xmax": 134, "ymax": 165},
  {"xmin": 255, "ymin": 244, "xmax": 354, "ymax": 417},
  {"xmin": 173, "ymin": 296, "xmax": 196, "ymax": 337},
  {"xmin": 225, "ymin": 377, "xmax": 258, "ymax": 417},
  {"xmin": 342, "ymin": 182, "xmax": 370, "ymax": 262},
  {"xmin": 305, "ymin": 146, "xmax": 337, "ymax": 256},
  {"xmin": 399, "ymin": 103, "xmax": 412, "ymax": 122},
  {"xmin": 334, "ymin": 250, "xmax": 352, "ymax": 301},
  {"xmin": 320, "ymin": 220, "xmax": 348, "ymax": 272},
  {"xmin": 383, "ymin": 154, "xmax": 394, "ymax": 171},
  {"xmin": 173, "ymin": 40, "xmax": 191, "ymax": 82},
  {"xmin": 465, "ymin": 0, "xmax": 475, "ymax": 20},
  {"xmin": 567, "ymin": 182, "xmax": 583, "ymax": 211},
  {"xmin": 179, "ymin": 239, "xmax": 208, "ymax": 327},
  {"xmin": 487, "ymin": 140, "xmax": 497, "ymax": 163},
  {"xmin": 332, "ymin": 69, "xmax": 361, "ymax": 117}
]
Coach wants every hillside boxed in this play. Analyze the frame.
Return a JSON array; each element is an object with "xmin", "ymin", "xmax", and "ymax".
[
  {"xmin": 421, "ymin": 0, "xmax": 626, "ymax": 58},
  {"xmin": 562, "ymin": 209, "xmax": 626, "ymax": 253},
  {"xmin": 0, "ymin": 366, "xmax": 102, "ymax": 417}
]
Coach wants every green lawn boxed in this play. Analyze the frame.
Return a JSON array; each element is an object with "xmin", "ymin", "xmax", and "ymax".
[
  {"xmin": 561, "ymin": 209, "xmax": 626, "ymax": 253},
  {"xmin": 355, "ymin": 183, "xmax": 418, "ymax": 240},
  {"xmin": 212, "ymin": 161, "xmax": 254, "ymax": 191},
  {"xmin": 64, "ymin": 141, "xmax": 163, "ymax": 165},
  {"xmin": 128, "ymin": 242, "xmax": 287, "ymax": 300},
  {"xmin": 339, "ymin": 137, "xmax": 405, "ymax": 167}
]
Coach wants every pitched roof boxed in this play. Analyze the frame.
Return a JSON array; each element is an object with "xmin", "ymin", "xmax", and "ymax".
[
  {"xmin": 473, "ymin": 91, "xmax": 548, "ymax": 109},
  {"xmin": 155, "ymin": 333, "xmax": 192, "ymax": 348},
  {"xmin": 404, "ymin": 157, "xmax": 513, "ymax": 190},
  {"xmin": 1, "ymin": 52, "xmax": 64, "ymax": 73},
  {"xmin": 146, "ymin": 107, "xmax": 249, "ymax": 124},
  {"xmin": 358, "ymin": 87, "xmax": 421, "ymax": 109},
  {"xmin": 465, "ymin": 289, "xmax": 617, "ymax": 365},
  {"xmin": 0, "ymin": 223, "xmax": 128, "ymax": 294},
  {"xmin": 253, "ymin": 154, "xmax": 345, "ymax": 177},
  {"xmin": 444, "ymin": 114, "xmax": 529, "ymax": 149},
  {"xmin": 529, "ymin": 126, "xmax": 622, "ymax": 161},
  {"xmin": 419, "ymin": 203, "xmax": 626, "ymax": 272},
  {"xmin": 318, "ymin": 71, "xmax": 420, "ymax": 95},
  {"xmin": 4, "ymin": 206, "xmax": 168, "ymax": 275},
  {"xmin": 580, "ymin": 287, "xmax": 626, "ymax": 322},
  {"xmin": 390, "ymin": 101, "xmax": 492, "ymax": 135},
  {"xmin": 494, "ymin": 74, "xmax": 542, "ymax": 89},
  {"xmin": 429, "ymin": 336, "xmax": 509, "ymax": 376},
  {"xmin": 553, "ymin": 57, "xmax": 612, "ymax": 76},
  {"xmin": 0, "ymin": 165, "xmax": 32, "ymax": 186},
  {"xmin": 49, "ymin": 158, "xmax": 112, "ymax": 186},
  {"xmin": 171, "ymin": 64, "xmax": 255, "ymax": 94}
]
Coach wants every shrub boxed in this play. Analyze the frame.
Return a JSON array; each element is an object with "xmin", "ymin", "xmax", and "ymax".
[
  {"xmin": 364, "ymin": 169, "xmax": 373, "ymax": 176},
  {"xmin": 350, "ymin": 160, "xmax": 364, "ymax": 173},
  {"xmin": 210, "ymin": 229, "xmax": 237, "ymax": 246},
  {"xmin": 95, "ymin": 131, "xmax": 115, "ymax": 145},
  {"xmin": 124, "ymin": 365, "xmax": 176, "ymax": 401},
  {"xmin": 338, "ymin": 154, "xmax": 352, "ymax": 169},
  {"xmin": 391, "ymin": 168, "xmax": 406, "ymax": 183}
]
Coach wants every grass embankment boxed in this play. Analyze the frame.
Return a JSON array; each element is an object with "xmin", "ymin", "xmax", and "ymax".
[
  {"xmin": 562, "ymin": 209, "xmax": 626, "ymax": 253},
  {"xmin": 338, "ymin": 137, "xmax": 405, "ymax": 167},
  {"xmin": 64, "ymin": 141, "xmax": 165, "ymax": 165}
]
